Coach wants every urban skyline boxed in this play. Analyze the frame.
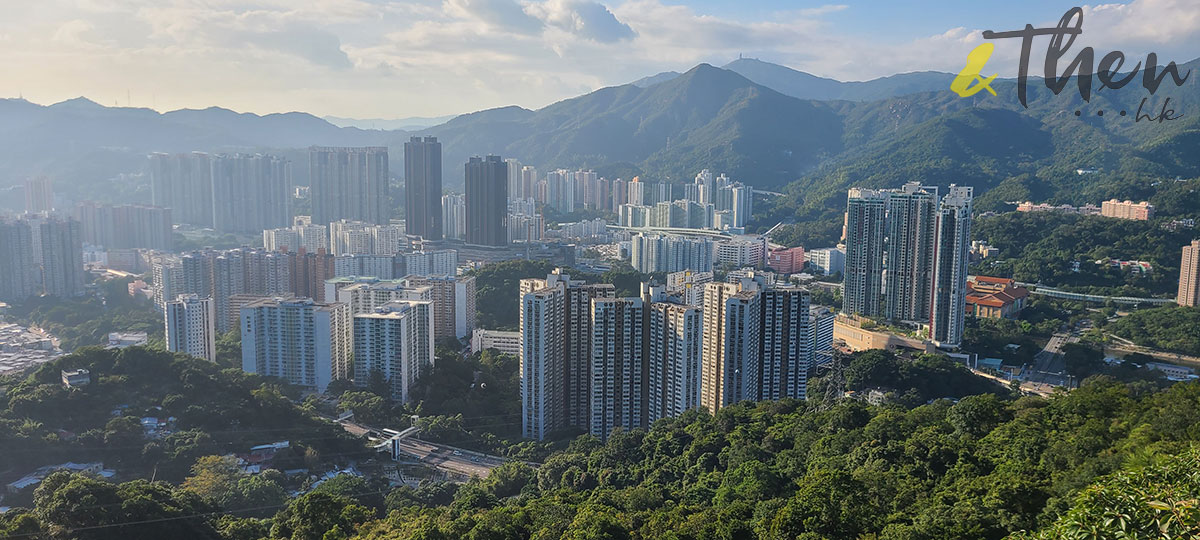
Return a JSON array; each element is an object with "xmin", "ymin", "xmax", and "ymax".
[{"xmin": 2, "ymin": 3, "xmax": 1198, "ymax": 538}]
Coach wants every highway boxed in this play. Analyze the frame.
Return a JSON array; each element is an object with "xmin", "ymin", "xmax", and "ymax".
[
  {"xmin": 391, "ymin": 438, "xmax": 508, "ymax": 478},
  {"xmin": 1025, "ymin": 331, "xmax": 1076, "ymax": 388},
  {"xmin": 336, "ymin": 419, "xmax": 510, "ymax": 478}
]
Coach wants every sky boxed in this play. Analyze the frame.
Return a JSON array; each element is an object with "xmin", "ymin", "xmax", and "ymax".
[{"xmin": 1, "ymin": 0, "xmax": 1198, "ymax": 119}]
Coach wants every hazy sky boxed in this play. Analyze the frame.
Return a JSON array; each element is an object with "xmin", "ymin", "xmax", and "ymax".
[{"xmin": 2, "ymin": 0, "xmax": 1197, "ymax": 118}]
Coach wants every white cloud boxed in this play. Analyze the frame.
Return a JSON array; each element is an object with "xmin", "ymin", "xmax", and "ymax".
[
  {"xmin": 796, "ymin": 4, "xmax": 848, "ymax": 17},
  {"xmin": 528, "ymin": 0, "xmax": 635, "ymax": 43},
  {"xmin": 445, "ymin": 0, "xmax": 544, "ymax": 34},
  {"xmin": 1, "ymin": 0, "xmax": 1196, "ymax": 118},
  {"xmin": 52, "ymin": 19, "xmax": 96, "ymax": 46}
]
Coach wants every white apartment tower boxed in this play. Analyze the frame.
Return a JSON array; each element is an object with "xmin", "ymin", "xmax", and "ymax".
[
  {"xmin": 353, "ymin": 301, "xmax": 435, "ymax": 402},
  {"xmin": 165, "ymin": 294, "xmax": 217, "ymax": 362},
  {"xmin": 402, "ymin": 250, "xmax": 458, "ymax": 277},
  {"xmin": 843, "ymin": 188, "xmax": 888, "ymax": 317},
  {"xmin": 700, "ymin": 281, "xmax": 762, "ymax": 412},
  {"xmin": 441, "ymin": 194, "xmax": 466, "ymax": 241},
  {"xmin": 930, "ymin": 186, "xmax": 973, "ymax": 348},
  {"xmin": 589, "ymin": 297, "xmax": 645, "ymax": 439},
  {"xmin": 337, "ymin": 281, "xmax": 432, "ymax": 315},
  {"xmin": 520, "ymin": 282, "xmax": 566, "ymax": 440},
  {"xmin": 759, "ymin": 286, "xmax": 813, "ymax": 401},
  {"xmin": 240, "ymin": 297, "xmax": 352, "ymax": 391},
  {"xmin": 645, "ymin": 288, "xmax": 703, "ymax": 422}
]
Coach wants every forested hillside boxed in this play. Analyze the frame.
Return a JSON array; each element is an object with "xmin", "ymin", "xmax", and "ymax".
[
  {"xmin": 4, "ymin": 346, "xmax": 1200, "ymax": 539},
  {"xmin": 969, "ymin": 210, "xmax": 1196, "ymax": 296},
  {"xmin": 0, "ymin": 347, "xmax": 364, "ymax": 490}
]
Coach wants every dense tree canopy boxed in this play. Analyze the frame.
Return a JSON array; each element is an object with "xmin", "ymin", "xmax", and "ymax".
[
  {"xmin": 970, "ymin": 212, "xmax": 1194, "ymax": 297},
  {"xmin": 0, "ymin": 347, "xmax": 365, "ymax": 483},
  {"xmin": 342, "ymin": 377, "xmax": 1200, "ymax": 540},
  {"xmin": 5, "ymin": 373, "xmax": 1200, "ymax": 539}
]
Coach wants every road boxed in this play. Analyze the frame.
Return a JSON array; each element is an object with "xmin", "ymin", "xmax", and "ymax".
[
  {"xmin": 1025, "ymin": 331, "xmax": 1076, "ymax": 388},
  {"xmin": 336, "ymin": 419, "xmax": 510, "ymax": 478},
  {"xmin": 1105, "ymin": 335, "xmax": 1200, "ymax": 368},
  {"xmin": 970, "ymin": 367, "xmax": 1056, "ymax": 397},
  {"xmin": 391, "ymin": 438, "xmax": 508, "ymax": 478}
]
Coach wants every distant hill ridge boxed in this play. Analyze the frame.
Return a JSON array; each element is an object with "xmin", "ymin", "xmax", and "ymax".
[
  {"xmin": 631, "ymin": 58, "xmax": 958, "ymax": 102},
  {"xmin": 0, "ymin": 57, "xmax": 1195, "ymax": 209}
]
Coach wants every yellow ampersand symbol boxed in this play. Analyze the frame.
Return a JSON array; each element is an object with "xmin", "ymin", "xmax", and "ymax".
[{"xmin": 951, "ymin": 43, "xmax": 998, "ymax": 97}]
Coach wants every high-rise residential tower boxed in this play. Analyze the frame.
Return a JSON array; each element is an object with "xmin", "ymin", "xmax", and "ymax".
[
  {"xmin": 76, "ymin": 202, "xmax": 174, "ymax": 251},
  {"xmin": 441, "ymin": 193, "xmax": 466, "ymax": 240},
  {"xmin": 402, "ymin": 275, "xmax": 476, "ymax": 341},
  {"xmin": 404, "ymin": 137, "xmax": 442, "ymax": 240},
  {"xmin": 310, "ymin": 146, "xmax": 390, "ymax": 226},
  {"xmin": 564, "ymin": 280, "xmax": 615, "ymax": 428},
  {"xmin": 589, "ymin": 297, "xmax": 645, "ymax": 439},
  {"xmin": 645, "ymin": 287, "xmax": 703, "ymax": 423},
  {"xmin": 520, "ymin": 280, "xmax": 566, "ymax": 440},
  {"xmin": 353, "ymin": 301, "xmax": 435, "ymax": 402},
  {"xmin": 700, "ymin": 281, "xmax": 762, "ymax": 412},
  {"xmin": 0, "ymin": 219, "xmax": 38, "ymax": 302},
  {"xmin": 465, "ymin": 155, "xmax": 509, "ymax": 247},
  {"xmin": 930, "ymin": 186, "xmax": 973, "ymax": 348},
  {"xmin": 150, "ymin": 152, "xmax": 214, "ymax": 227},
  {"xmin": 165, "ymin": 294, "xmax": 217, "ymax": 362},
  {"xmin": 758, "ymin": 286, "xmax": 813, "ymax": 401},
  {"xmin": 38, "ymin": 217, "xmax": 84, "ymax": 297},
  {"xmin": 630, "ymin": 233, "xmax": 714, "ymax": 274},
  {"xmin": 240, "ymin": 297, "xmax": 352, "ymax": 392},
  {"xmin": 843, "ymin": 188, "xmax": 888, "ymax": 317},
  {"xmin": 884, "ymin": 183, "xmax": 938, "ymax": 322},
  {"xmin": 211, "ymin": 154, "xmax": 292, "ymax": 234},
  {"xmin": 519, "ymin": 271, "xmax": 613, "ymax": 439},
  {"xmin": 1179, "ymin": 240, "xmax": 1200, "ymax": 307},
  {"xmin": 23, "ymin": 176, "xmax": 54, "ymax": 213}
]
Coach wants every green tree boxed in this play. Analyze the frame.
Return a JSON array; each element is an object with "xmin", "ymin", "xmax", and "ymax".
[
  {"xmin": 483, "ymin": 462, "xmax": 537, "ymax": 499},
  {"xmin": 946, "ymin": 394, "xmax": 1010, "ymax": 437},
  {"xmin": 181, "ymin": 455, "xmax": 243, "ymax": 502},
  {"xmin": 1062, "ymin": 342, "xmax": 1105, "ymax": 380},
  {"xmin": 226, "ymin": 471, "xmax": 287, "ymax": 516},
  {"xmin": 845, "ymin": 349, "xmax": 900, "ymax": 389},
  {"xmin": 103, "ymin": 416, "xmax": 144, "ymax": 449},
  {"xmin": 271, "ymin": 492, "xmax": 373, "ymax": 540},
  {"xmin": 1012, "ymin": 448, "xmax": 1200, "ymax": 539},
  {"xmin": 337, "ymin": 391, "xmax": 389, "ymax": 426}
]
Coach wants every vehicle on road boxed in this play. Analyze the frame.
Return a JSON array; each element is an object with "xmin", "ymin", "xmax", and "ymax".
[{"xmin": 453, "ymin": 450, "xmax": 462, "ymax": 456}]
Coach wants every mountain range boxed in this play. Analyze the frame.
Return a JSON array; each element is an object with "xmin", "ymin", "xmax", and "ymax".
[
  {"xmin": 0, "ymin": 56, "xmax": 1196, "ymax": 244},
  {"xmin": 635, "ymin": 58, "xmax": 958, "ymax": 102}
]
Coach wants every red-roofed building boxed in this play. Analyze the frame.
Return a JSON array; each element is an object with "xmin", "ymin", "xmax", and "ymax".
[{"xmin": 966, "ymin": 276, "xmax": 1029, "ymax": 319}]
